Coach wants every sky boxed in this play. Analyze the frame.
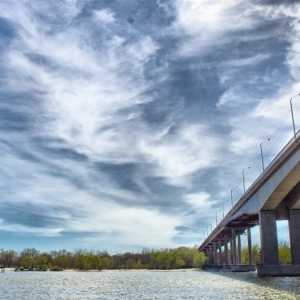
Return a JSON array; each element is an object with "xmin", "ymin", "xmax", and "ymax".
[{"xmin": 0, "ymin": 0, "xmax": 300, "ymax": 253}]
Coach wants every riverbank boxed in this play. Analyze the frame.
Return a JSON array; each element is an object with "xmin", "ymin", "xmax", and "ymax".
[{"xmin": 6, "ymin": 268, "xmax": 201, "ymax": 272}]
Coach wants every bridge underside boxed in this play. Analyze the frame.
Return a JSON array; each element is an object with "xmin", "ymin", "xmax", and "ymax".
[
  {"xmin": 262, "ymin": 162, "xmax": 300, "ymax": 210},
  {"xmin": 202, "ymin": 213, "xmax": 258, "ymax": 247}
]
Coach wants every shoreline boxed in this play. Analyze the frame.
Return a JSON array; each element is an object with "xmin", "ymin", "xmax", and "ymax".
[{"xmin": 4, "ymin": 268, "xmax": 202, "ymax": 272}]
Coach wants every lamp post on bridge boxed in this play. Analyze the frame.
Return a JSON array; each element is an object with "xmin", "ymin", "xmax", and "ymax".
[
  {"xmin": 290, "ymin": 94, "xmax": 300, "ymax": 140},
  {"xmin": 222, "ymin": 199, "xmax": 228, "ymax": 218},
  {"xmin": 230, "ymin": 186, "xmax": 238, "ymax": 207},
  {"xmin": 242, "ymin": 167, "xmax": 250, "ymax": 193},
  {"xmin": 215, "ymin": 209, "xmax": 221, "ymax": 226},
  {"xmin": 260, "ymin": 139, "xmax": 270, "ymax": 171}
]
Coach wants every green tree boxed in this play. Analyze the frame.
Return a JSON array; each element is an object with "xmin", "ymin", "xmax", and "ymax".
[
  {"xmin": 150, "ymin": 253, "xmax": 160, "ymax": 269},
  {"xmin": 238, "ymin": 244, "xmax": 261, "ymax": 265},
  {"xmin": 20, "ymin": 248, "xmax": 40, "ymax": 269},
  {"xmin": 158, "ymin": 251, "xmax": 173, "ymax": 269},
  {"xmin": 53, "ymin": 254, "xmax": 71, "ymax": 269},
  {"xmin": 36, "ymin": 255, "xmax": 49, "ymax": 270},
  {"xmin": 241, "ymin": 247, "xmax": 249, "ymax": 264},
  {"xmin": 126, "ymin": 258, "xmax": 135, "ymax": 269},
  {"xmin": 20, "ymin": 256, "xmax": 34, "ymax": 269},
  {"xmin": 252, "ymin": 244, "xmax": 261, "ymax": 265},
  {"xmin": 193, "ymin": 252, "xmax": 207, "ymax": 268},
  {"xmin": 74, "ymin": 254, "xmax": 86, "ymax": 270},
  {"xmin": 278, "ymin": 242, "xmax": 291, "ymax": 264},
  {"xmin": 134, "ymin": 259, "xmax": 143, "ymax": 269},
  {"xmin": 99, "ymin": 257, "xmax": 112, "ymax": 270},
  {"xmin": 175, "ymin": 256, "xmax": 185, "ymax": 268},
  {"xmin": 90, "ymin": 255, "xmax": 101, "ymax": 269},
  {"xmin": 180, "ymin": 247, "xmax": 198, "ymax": 268}
]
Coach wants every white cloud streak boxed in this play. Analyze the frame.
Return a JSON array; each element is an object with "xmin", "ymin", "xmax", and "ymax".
[{"xmin": 0, "ymin": 0, "xmax": 299, "ymax": 251}]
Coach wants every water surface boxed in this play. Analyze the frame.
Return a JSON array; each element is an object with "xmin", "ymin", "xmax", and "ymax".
[{"xmin": 1, "ymin": 269, "xmax": 300, "ymax": 299}]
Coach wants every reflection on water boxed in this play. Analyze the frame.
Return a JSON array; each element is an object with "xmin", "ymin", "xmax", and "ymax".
[{"xmin": 1, "ymin": 269, "xmax": 300, "ymax": 299}]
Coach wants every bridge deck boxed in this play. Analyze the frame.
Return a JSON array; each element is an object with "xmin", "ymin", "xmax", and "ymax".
[{"xmin": 199, "ymin": 132, "xmax": 300, "ymax": 252}]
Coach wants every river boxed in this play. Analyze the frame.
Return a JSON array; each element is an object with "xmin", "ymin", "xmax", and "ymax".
[{"xmin": 0, "ymin": 269, "xmax": 300, "ymax": 299}]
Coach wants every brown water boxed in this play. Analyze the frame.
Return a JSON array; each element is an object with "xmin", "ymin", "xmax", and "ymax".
[{"xmin": 1, "ymin": 269, "xmax": 300, "ymax": 299}]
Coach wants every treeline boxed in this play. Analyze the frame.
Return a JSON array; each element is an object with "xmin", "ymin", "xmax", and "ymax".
[{"xmin": 0, "ymin": 246, "xmax": 207, "ymax": 271}]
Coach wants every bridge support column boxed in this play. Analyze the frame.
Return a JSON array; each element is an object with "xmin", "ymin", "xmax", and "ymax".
[
  {"xmin": 219, "ymin": 239, "xmax": 222, "ymax": 264},
  {"xmin": 224, "ymin": 235, "xmax": 228, "ymax": 265},
  {"xmin": 237, "ymin": 234, "xmax": 242, "ymax": 264},
  {"xmin": 213, "ymin": 243, "xmax": 217, "ymax": 265},
  {"xmin": 232, "ymin": 228, "xmax": 237, "ymax": 265},
  {"xmin": 247, "ymin": 227, "xmax": 252, "ymax": 265},
  {"xmin": 230, "ymin": 238, "xmax": 233, "ymax": 264},
  {"xmin": 208, "ymin": 246, "xmax": 213, "ymax": 264},
  {"xmin": 289, "ymin": 210, "xmax": 300, "ymax": 265},
  {"xmin": 259, "ymin": 210, "xmax": 279, "ymax": 265}
]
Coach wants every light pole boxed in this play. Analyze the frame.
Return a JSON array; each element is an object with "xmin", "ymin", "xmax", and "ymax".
[
  {"xmin": 290, "ymin": 94, "xmax": 300, "ymax": 140},
  {"xmin": 215, "ymin": 209, "xmax": 221, "ymax": 225},
  {"xmin": 207, "ymin": 225, "xmax": 209, "ymax": 236},
  {"xmin": 222, "ymin": 199, "xmax": 228, "ymax": 218},
  {"xmin": 260, "ymin": 139, "xmax": 270, "ymax": 171},
  {"xmin": 242, "ymin": 167, "xmax": 250, "ymax": 193},
  {"xmin": 210, "ymin": 223, "xmax": 212, "ymax": 232},
  {"xmin": 231, "ymin": 186, "xmax": 238, "ymax": 207}
]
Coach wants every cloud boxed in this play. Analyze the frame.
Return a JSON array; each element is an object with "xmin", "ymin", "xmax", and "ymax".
[
  {"xmin": 0, "ymin": 0, "xmax": 299, "ymax": 252},
  {"xmin": 172, "ymin": 1, "xmax": 262, "ymax": 56},
  {"xmin": 139, "ymin": 124, "xmax": 220, "ymax": 186},
  {"xmin": 184, "ymin": 192, "xmax": 216, "ymax": 212},
  {"xmin": 0, "ymin": 220, "xmax": 63, "ymax": 237},
  {"xmin": 94, "ymin": 9, "xmax": 115, "ymax": 24}
]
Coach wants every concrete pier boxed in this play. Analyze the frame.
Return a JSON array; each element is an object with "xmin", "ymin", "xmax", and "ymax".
[
  {"xmin": 237, "ymin": 234, "xmax": 241, "ymax": 265},
  {"xmin": 213, "ymin": 243, "xmax": 217, "ymax": 265},
  {"xmin": 224, "ymin": 235, "xmax": 228, "ymax": 265},
  {"xmin": 247, "ymin": 228, "xmax": 252, "ymax": 265},
  {"xmin": 257, "ymin": 265, "xmax": 300, "ymax": 277},
  {"xmin": 259, "ymin": 210, "xmax": 279, "ymax": 265},
  {"xmin": 232, "ymin": 229, "xmax": 237, "ymax": 265},
  {"xmin": 231, "ymin": 265, "xmax": 256, "ymax": 272},
  {"xmin": 289, "ymin": 210, "xmax": 300, "ymax": 265},
  {"xmin": 230, "ymin": 239, "xmax": 233, "ymax": 264},
  {"xmin": 209, "ymin": 247, "xmax": 213, "ymax": 264},
  {"xmin": 218, "ymin": 239, "xmax": 222, "ymax": 265}
]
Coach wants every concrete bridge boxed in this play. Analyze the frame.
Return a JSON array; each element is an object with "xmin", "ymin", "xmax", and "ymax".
[{"xmin": 198, "ymin": 133, "xmax": 300, "ymax": 276}]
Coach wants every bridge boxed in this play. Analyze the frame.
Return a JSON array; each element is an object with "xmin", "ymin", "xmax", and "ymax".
[{"xmin": 198, "ymin": 133, "xmax": 300, "ymax": 276}]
